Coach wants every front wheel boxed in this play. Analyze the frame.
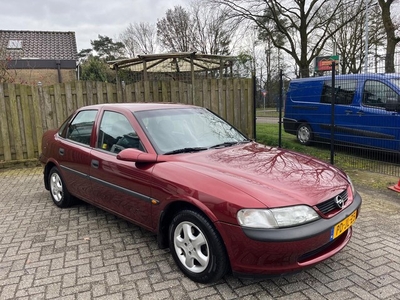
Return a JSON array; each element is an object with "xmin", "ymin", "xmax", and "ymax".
[
  {"xmin": 297, "ymin": 123, "xmax": 313, "ymax": 145},
  {"xmin": 169, "ymin": 210, "xmax": 229, "ymax": 283}
]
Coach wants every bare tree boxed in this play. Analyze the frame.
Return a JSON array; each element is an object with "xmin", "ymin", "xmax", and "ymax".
[
  {"xmin": 207, "ymin": 0, "xmax": 363, "ymax": 77},
  {"xmin": 334, "ymin": 12, "xmax": 365, "ymax": 74},
  {"xmin": 377, "ymin": 0, "xmax": 400, "ymax": 73},
  {"xmin": 257, "ymin": 8, "xmax": 289, "ymax": 96},
  {"xmin": 0, "ymin": 48, "xmax": 17, "ymax": 83},
  {"xmin": 157, "ymin": 6, "xmax": 194, "ymax": 52},
  {"xmin": 367, "ymin": 3, "xmax": 387, "ymax": 72},
  {"xmin": 156, "ymin": 3, "xmax": 237, "ymax": 55},
  {"xmin": 190, "ymin": 1, "xmax": 237, "ymax": 55},
  {"xmin": 120, "ymin": 22, "xmax": 159, "ymax": 57},
  {"xmin": 325, "ymin": 1, "xmax": 384, "ymax": 74}
]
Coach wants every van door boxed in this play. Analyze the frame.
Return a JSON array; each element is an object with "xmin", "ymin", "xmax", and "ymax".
[
  {"xmin": 319, "ymin": 79, "xmax": 358, "ymax": 144},
  {"xmin": 334, "ymin": 79, "xmax": 400, "ymax": 151},
  {"xmin": 352, "ymin": 80, "xmax": 400, "ymax": 151}
]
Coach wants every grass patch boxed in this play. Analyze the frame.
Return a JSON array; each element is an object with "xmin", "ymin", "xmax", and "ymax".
[
  {"xmin": 255, "ymin": 123, "xmax": 332, "ymax": 162},
  {"xmin": 256, "ymin": 123, "xmax": 400, "ymax": 182},
  {"xmin": 256, "ymin": 108, "xmax": 280, "ymax": 117}
]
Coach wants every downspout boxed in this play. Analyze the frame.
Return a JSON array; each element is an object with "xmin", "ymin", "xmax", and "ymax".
[
  {"xmin": 56, "ymin": 60, "xmax": 62, "ymax": 83},
  {"xmin": 191, "ymin": 55, "xmax": 195, "ymax": 103}
]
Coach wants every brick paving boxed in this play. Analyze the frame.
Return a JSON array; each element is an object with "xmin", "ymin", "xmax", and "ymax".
[{"xmin": 0, "ymin": 167, "xmax": 400, "ymax": 300}]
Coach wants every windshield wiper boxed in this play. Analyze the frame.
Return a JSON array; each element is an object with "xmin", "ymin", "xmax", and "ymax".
[
  {"xmin": 164, "ymin": 147, "xmax": 208, "ymax": 155},
  {"xmin": 209, "ymin": 140, "xmax": 251, "ymax": 149}
]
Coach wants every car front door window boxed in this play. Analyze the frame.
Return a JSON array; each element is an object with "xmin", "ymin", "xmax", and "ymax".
[{"xmin": 97, "ymin": 111, "xmax": 144, "ymax": 153}]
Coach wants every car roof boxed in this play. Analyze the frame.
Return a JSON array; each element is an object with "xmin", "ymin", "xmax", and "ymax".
[{"xmin": 79, "ymin": 102, "xmax": 198, "ymax": 113}]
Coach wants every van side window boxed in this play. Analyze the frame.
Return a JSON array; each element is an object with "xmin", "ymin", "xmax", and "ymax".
[
  {"xmin": 362, "ymin": 80, "xmax": 398, "ymax": 108},
  {"xmin": 321, "ymin": 80, "xmax": 356, "ymax": 105}
]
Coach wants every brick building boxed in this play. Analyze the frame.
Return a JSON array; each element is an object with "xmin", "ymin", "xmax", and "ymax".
[{"xmin": 0, "ymin": 30, "xmax": 78, "ymax": 86}]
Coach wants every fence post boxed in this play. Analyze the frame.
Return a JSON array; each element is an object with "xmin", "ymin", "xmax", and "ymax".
[
  {"xmin": 0, "ymin": 83, "xmax": 12, "ymax": 161},
  {"xmin": 37, "ymin": 81, "xmax": 48, "ymax": 132},
  {"xmin": 252, "ymin": 72, "xmax": 257, "ymax": 140},
  {"xmin": 330, "ymin": 62, "xmax": 336, "ymax": 165},
  {"xmin": 278, "ymin": 69, "xmax": 283, "ymax": 148},
  {"xmin": 115, "ymin": 65, "xmax": 124, "ymax": 103}
]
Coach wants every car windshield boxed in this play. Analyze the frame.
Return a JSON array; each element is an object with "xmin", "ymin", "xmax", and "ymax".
[{"xmin": 134, "ymin": 107, "xmax": 249, "ymax": 154}]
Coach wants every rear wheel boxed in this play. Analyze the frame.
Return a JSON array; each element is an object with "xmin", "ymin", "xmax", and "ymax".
[
  {"xmin": 297, "ymin": 123, "xmax": 313, "ymax": 145},
  {"xmin": 169, "ymin": 209, "xmax": 229, "ymax": 283},
  {"xmin": 48, "ymin": 166, "xmax": 74, "ymax": 208}
]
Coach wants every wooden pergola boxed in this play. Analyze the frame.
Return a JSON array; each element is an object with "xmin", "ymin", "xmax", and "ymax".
[{"xmin": 108, "ymin": 52, "xmax": 237, "ymax": 83}]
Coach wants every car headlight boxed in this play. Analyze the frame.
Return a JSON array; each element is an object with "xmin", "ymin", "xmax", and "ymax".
[
  {"xmin": 237, "ymin": 205, "xmax": 320, "ymax": 229},
  {"xmin": 347, "ymin": 175, "xmax": 355, "ymax": 196}
]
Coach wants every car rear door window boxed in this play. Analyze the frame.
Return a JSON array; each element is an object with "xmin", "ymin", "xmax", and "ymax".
[{"xmin": 66, "ymin": 110, "xmax": 97, "ymax": 145}]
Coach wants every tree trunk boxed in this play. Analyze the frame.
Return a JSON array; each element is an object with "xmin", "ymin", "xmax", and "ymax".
[
  {"xmin": 386, "ymin": 37, "xmax": 396, "ymax": 73},
  {"xmin": 378, "ymin": 0, "xmax": 399, "ymax": 73}
]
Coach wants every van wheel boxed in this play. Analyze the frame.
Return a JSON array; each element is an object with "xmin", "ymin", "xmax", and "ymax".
[{"xmin": 297, "ymin": 123, "xmax": 313, "ymax": 145}]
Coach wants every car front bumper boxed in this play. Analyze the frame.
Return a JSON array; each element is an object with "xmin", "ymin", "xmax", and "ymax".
[{"xmin": 218, "ymin": 192, "xmax": 362, "ymax": 277}]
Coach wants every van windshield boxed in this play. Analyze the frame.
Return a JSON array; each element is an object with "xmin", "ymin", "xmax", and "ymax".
[{"xmin": 389, "ymin": 79, "xmax": 400, "ymax": 90}]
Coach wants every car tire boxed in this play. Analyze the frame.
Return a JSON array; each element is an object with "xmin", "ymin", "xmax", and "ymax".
[
  {"xmin": 169, "ymin": 209, "xmax": 229, "ymax": 283},
  {"xmin": 297, "ymin": 123, "xmax": 313, "ymax": 145},
  {"xmin": 48, "ymin": 166, "xmax": 74, "ymax": 208}
]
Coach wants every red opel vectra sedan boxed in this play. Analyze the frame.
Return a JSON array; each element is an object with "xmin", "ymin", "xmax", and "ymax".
[{"xmin": 39, "ymin": 103, "xmax": 362, "ymax": 283}]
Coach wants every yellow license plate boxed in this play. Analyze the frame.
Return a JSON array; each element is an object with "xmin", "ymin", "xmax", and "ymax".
[{"xmin": 330, "ymin": 210, "xmax": 357, "ymax": 240}]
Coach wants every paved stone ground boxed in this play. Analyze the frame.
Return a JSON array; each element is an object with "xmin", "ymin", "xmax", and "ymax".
[{"xmin": 1, "ymin": 167, "xmax": 400, "ymax": 300}]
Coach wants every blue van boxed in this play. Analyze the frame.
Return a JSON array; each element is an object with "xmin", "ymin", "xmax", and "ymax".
[{"xmin": 283, "ymin": 74, "xmax": 400, "ymax": 152}]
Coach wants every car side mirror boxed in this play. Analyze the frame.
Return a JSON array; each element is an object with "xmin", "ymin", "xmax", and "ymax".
[{"xmin": 117, "ymin": 148, "xmax": 159, "ymax": 163}]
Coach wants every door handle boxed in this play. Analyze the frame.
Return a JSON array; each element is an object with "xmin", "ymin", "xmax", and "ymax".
[
  {"xmin": 356, "ymin": 111, "xmax": 365, "ymax": 116},
  {"xmin": 59, "ymin": 148, "xmax": 64, "ymax": 155},
  {"xmin": 91, "ymin": 160, "xmax": 99, "ymax": 168},
  {"xmin": 344, "ymin": 110, "xmax": 353, "ymax": 114}
]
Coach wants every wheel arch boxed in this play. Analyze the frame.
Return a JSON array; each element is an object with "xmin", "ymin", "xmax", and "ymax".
[
  {"xmin": 157, "ymin": 201, "xmax": 204, "ymax": 248},
  {"xmin": 295, "ymin": 119, "xmax": 311, "ymax": 131},
  {"xmin": 43, "ymin": 161, "xmax": 57, "ymax": 190},
  {"xmin": 156, "ymin": 200, "xmax": 228, "ymax": 257}
]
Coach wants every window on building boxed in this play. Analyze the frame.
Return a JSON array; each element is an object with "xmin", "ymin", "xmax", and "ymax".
[{"xmin": 7, "ymin": 39, "xmax": 23, "ymax": 49}]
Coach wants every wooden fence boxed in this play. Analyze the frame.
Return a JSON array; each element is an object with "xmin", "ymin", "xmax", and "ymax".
[{"xmin": 0, "ymin": 78, "xmax": 254, "ymax": 165}]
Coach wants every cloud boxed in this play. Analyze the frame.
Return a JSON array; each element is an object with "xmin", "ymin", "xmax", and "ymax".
[{"xmin": 0, "ymin": 0, "xmax": 187, "ymax": 51}]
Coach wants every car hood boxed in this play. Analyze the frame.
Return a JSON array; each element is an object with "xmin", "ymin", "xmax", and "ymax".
[{"xmin": 166, "ymin": 142, "xmax": 349, "ymax": 208}]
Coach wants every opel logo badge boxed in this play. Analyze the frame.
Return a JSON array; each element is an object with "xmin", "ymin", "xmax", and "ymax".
[{"xmin": 335, "ymin": 195, "xmax": 344, "ymax": 209}]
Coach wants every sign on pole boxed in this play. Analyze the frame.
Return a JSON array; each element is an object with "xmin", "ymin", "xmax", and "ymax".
[
  {"xmin": 314, "ymin": 55, "xmax": 340, "ymax": 72},
  {"xmin": 261, "ymin": 89, "xmax": 267, "ymax": 110}
]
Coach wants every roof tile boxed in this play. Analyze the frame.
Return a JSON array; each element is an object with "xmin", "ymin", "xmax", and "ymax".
[{"xmin": 0, "ymin": 30, "xmax": 78, "ymax": 60}]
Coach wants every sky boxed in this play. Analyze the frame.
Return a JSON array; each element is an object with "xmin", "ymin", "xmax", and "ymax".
[{"xmin": 0, "ymin": 0, "xmax": 187, "ymax": 51}]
